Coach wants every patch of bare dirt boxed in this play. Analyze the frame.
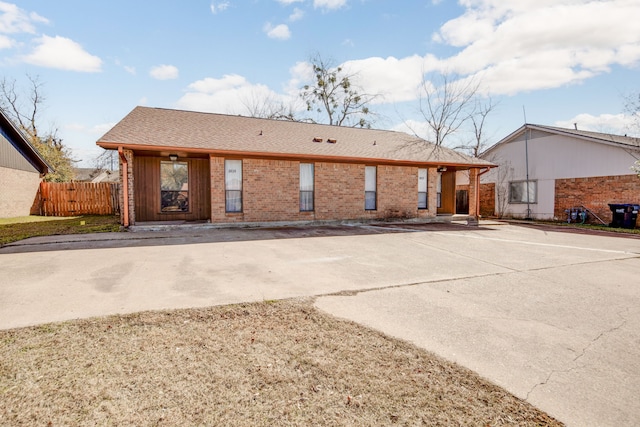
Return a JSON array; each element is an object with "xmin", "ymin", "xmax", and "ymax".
[{"xmin": 0, "ymin": 299, "xmax": 562, "ymax": 426}]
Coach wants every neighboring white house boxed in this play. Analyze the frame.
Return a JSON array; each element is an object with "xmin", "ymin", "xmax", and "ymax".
[{"xmin": 479, "ymin": 124, "xmax": 640, "ymax": 223}]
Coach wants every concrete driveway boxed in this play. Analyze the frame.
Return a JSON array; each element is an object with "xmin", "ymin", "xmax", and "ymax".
[{"xmin": 2, "ymin": 222, "xmax": 640, "ymax": 426}]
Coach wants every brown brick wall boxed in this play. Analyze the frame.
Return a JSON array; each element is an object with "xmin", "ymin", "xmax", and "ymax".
[
  {"xmin": 456, "ymin": 182, "xmax": 496, "ymax": 217},
  {"xmin": 0, "ymin": 166, "xmax": 41, "ymax": 218},
  {"xmin": 480, "ymin": 183, "xmax": 495, "ymax": 217},
  {"xmin": 119, "ymin": 149, "xmax": 135, "ymax": 225},
  {"xmin": 468, "ymin": 169, "xmax": 478, "ymax": 217},
  {"xmin": 376, "ymin": 164, "xmax": 422, "ymax": 219},
  {"xmin": 209, "ymin": 157, "xmax": 438, "ymax": 223},
  {"xmin": 555, "ymin": 174, "xmax": 640, "ymax": 224},
  {"xmin": 315, "ymin": 162, "xmax": 367, "ymax": 220}
]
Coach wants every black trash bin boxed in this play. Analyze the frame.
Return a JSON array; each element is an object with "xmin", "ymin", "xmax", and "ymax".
[{"xmin": 609, "ymin": 204, "xmax": 640, "ymax": 228}]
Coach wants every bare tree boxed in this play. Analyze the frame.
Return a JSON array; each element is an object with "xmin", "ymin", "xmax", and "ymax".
[
  {"xmin": 416, "ymin": 72, "xmax": 479, "ymax": 147},
  {"xmin": 0, "ymin": 75, "xmax": 75, "ymax": 182},
  {"xmin": 467, "ymin": 97, "xmax": 498, "ymax": 157},
  {"xmin": 623, "ymin": 91, "xmax": 640, "ymax": 177},
  {"xmin": 624, "ymin": 90, "xmax": 640, "ymax": 136},
  {"xmin": 0, "ymin": 75, "xmax": 43, "ymax": 140},
  {"xmin": 300, "ymin": 54, "xmax": 378, "ymax": 128},
  {"xmin": 240, "ymin": 90, "xmax": 298, "ymax": 121},
  {"xmin": 94, "ymin": 149, "xmax": 119, "ymax": 171},
  {"xmin": 494, "ymin": 159, "xmax": 513, "ymax": 218}
]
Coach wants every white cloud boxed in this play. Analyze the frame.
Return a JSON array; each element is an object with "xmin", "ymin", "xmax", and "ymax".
[
  {"xmin": 0, "ymin": 33, "xmax": 12, "ymax": 48},
  {"xmin": 342, "ymin": 38, "xmax": 354, "ymax": 47},
  {"xmin": 0, "ymin": 2, "xmax": 48, "ymax": 34},
  {"xmin": 177, "ymin": 74, "xmax": 291, "ymax": 115},
  {"xmin": 264, "ymin": 23, "xmax": 291, "ymax": 40},
  {"xmin": 289, "ymin": 7, "xmax": 304, "ymax": 21},
  {"xmin": 340, "ymin": 55, "xmax": 431, "ymax": 104},
  {"xmin": 391, "ymin": 119, "xmax": 434, "ymax": 140},
  {"xmin": 314, "ymin": 0, "xmax": 347, "ymax": 10},
  {"xmin": 210, "ymin": 1, "xmax": 230, "ymax": 14},
  {"xmin": 285, "ymin": 60, "xmax": 313, "ymax": 95},
  {"xmin": 279, "ymin": 1, "xmax": 640, "ymax": 108},
  {"xmin": 556, "ymin": 113, "xmax": 640, "ymax": 137},
  {"xmin": 150, "ymin": 64, "xmax": 179, "ymax": 80},
  {"xmin": 124, "ymin": 65, "xmax": 136, "ymax": 75},
  {"xmin": 430, "ymin": 0, "xmax": 640, "ymax": 95},
  {"xmin": 276, "ymin": 0, "xmax": 304, "ymax": 4},
  {"xmin": 22, "ymin": 35, "xmax": 102, "ymax": 72}
]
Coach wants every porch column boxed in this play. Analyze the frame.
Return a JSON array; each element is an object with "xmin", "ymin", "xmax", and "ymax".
[
  {"xmin": 468, "ymin": 168, "xmax": 479, "ymax": 220},
  {"xmin": 428, "ymin": 167, "xmax": 439, "ymax": 217},
  {"xmin": 118, "ymin": 148, "xmax": 135, "ymax": 226}
]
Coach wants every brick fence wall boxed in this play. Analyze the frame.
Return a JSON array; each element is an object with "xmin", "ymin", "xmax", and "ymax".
[
  {"xmin": 555, "ymin": 174, "xmax": 640, "ymax": 224},
  {"xmin": 479, "ymin": 183, "xmax": 496, "ymax": 217},
  {"xmin": 456, "ymin": 183, "xmax": 495, "ymax": 217}
]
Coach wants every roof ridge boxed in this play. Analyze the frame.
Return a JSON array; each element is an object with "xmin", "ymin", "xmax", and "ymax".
[
  {"xmin": 134, "ymin": 105, "xmax": 411, "ymax": 137},
  {"xmin": 527, "ymin": 123, "xmax": 640, "ymax": 147}
]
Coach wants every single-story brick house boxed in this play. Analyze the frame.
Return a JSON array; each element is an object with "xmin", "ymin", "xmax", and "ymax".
[
  {"xmin": 96, "ymin": 106, "xmax": 494, "ymax": 227},
  {"xmin": 0, "ymin": 109, "xmax": 50, "ymax": 218},
  {"xmin": 478, "ymin": 123, "xmax": 640, "ymax": 223}
]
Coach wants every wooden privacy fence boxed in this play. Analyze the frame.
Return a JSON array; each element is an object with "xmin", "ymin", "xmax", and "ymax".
[{"xmin": 38, "ymin": 182, "xmax": 120, "ymax": 216}]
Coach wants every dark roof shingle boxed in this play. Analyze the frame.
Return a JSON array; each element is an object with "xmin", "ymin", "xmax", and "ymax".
[{"xmin": 96, "ymin": 107, "xmax": 493, "ymax": 168}]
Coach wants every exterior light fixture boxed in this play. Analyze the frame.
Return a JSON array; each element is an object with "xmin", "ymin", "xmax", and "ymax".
[
  {"xmin": 437, "ymin": 166, "xmax": 447, "ymax": 172},
  {"xmin": 169, "ymin": 154, "xmax": 178, "ymax": 161}
]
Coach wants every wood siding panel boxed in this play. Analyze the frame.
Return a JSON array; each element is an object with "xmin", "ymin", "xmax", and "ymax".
[
  {"xmin": 0, "ymin": 132, "xmax": 39, "ymax": 172},
  {"xmin": 134, "ymin": 156, "xmax": 210, "ymax": 222}
]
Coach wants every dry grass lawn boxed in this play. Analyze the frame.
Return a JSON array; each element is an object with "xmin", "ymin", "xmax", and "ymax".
[
  {"xmin": 0, "ymin": 215, "xmax": 121, "ymax": 246},
  {"xmin": 0, "ymin": 299, "xmax": 562, "ymax": 426}
]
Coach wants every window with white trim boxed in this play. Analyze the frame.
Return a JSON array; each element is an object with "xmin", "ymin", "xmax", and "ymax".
[
  {"xmin": 300, "ymin": 163, "xmax": 314, "ymax": 211},
  {"xmin": 418, "ymin": 168, "xmax": 427, "ymax": 209},
  {"xmin": 225, "ymin": 159, "xmax": 242, "ymax": 212},
  {"xmin": 365, "ymin": 166, "xmax": 377, "ymax": 210}
]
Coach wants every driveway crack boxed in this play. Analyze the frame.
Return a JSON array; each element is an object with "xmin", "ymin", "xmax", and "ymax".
[{"xmin": 525, "ymin": 309, "xmax": 629, "ymax": 401}]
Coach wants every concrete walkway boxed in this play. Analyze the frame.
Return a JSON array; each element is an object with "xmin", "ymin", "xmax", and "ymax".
[{"xmin": 2, "ymin": 222, "xmax": 640, "ymax": 426}]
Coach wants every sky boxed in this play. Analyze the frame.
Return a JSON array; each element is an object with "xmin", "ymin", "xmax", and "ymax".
[{"xmin": 1, "ymin": 0, "xmax": 639, "ymax": 167}]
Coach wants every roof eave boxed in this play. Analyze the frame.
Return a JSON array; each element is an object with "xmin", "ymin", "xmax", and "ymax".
[
  {"xmin": 0, "ymin": 111, "xmax": 52, "ymax": 174},
  {"xmin": 97, "ymin": 141, "xmax": 496, "ymax": 169}
]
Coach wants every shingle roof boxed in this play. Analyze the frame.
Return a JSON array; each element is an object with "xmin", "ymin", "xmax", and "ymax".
[
  {"xmin": 534, "ymin": 124, "xmax": 640, "ymax": 148},
  {"xmin": 96, "ymin": 107, "xmax": 493, "ymax": 168},
  {"xmin": 483, "ymin": 123, "xmax": 640, "ymax": 156}
]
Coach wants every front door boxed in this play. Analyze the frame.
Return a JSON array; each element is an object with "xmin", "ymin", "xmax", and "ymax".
[
  {"xmin": 456, "ymin": 189, "xmax": 469, "ymax": 214},
  {"xmin": 437, "ymin": 170, "xmax": 456, "ymax": 215}
]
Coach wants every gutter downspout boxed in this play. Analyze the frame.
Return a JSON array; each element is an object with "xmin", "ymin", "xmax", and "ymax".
[
  {"xmin": 524, "ymin": 126, "xmax": 532, "ymax": 220},
  {"xmin": 118, "ymin": 147, "xmax": 129, "ymax": 227},
  {"xmin": 476, "ymin": 167, "xmax": 491, "ymax": 219}
]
